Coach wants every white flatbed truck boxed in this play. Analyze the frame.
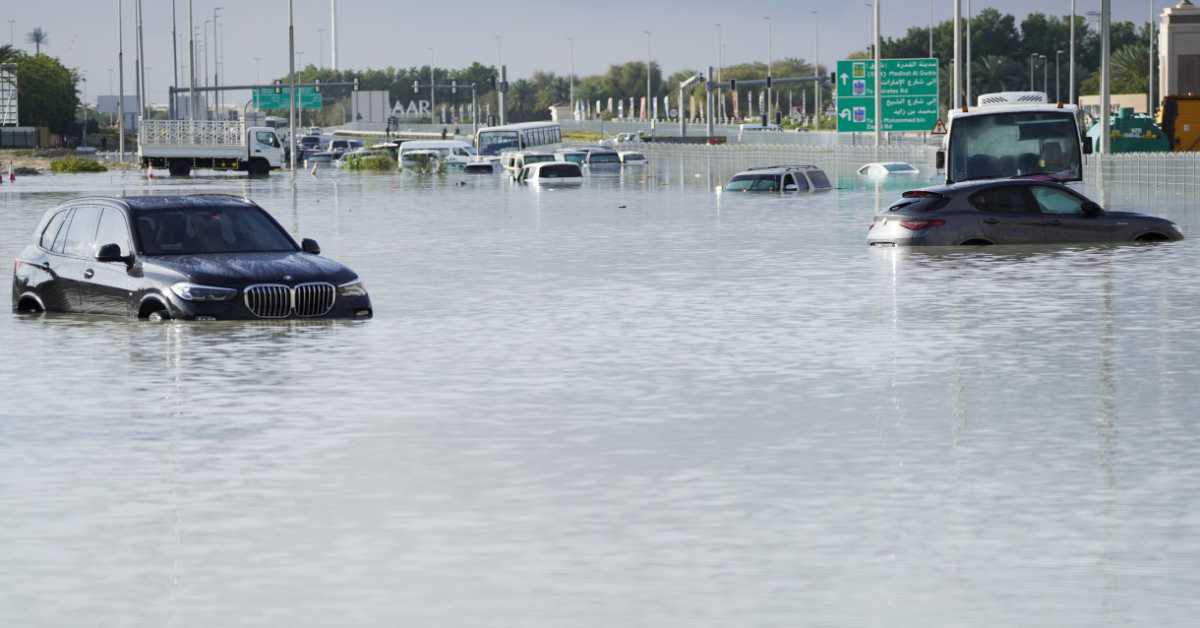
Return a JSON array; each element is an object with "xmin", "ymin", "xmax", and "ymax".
[{"xmin": 138, "ymin": 120, "xmax": 285, "ymax": 177}]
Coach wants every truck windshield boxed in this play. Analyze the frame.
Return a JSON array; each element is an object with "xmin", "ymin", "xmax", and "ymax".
[
  {"xmin": 948, "ymin": 111, "xmax": 1082, "ymax": 183},
  {"xmin": 133, "ymin": 206, "xmax": 297, "ymax": 256}
]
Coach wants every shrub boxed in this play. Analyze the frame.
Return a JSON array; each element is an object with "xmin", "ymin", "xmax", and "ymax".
[
  {"xmin": 341, "ymin": 152, "xmax": 396, "ymax": 172},
  {"xmin": 49, "ymin": 155, "xmax": 108, "ymax": 173}
]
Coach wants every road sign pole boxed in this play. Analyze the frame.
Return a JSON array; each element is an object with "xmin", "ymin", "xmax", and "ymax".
[{"xmin": 873, "ymin": 0, "xmax": 881, "ymax": 149}]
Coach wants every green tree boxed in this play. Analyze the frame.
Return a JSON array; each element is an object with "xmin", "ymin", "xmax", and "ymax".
[
  {"xmin": 26, "ymin": 28, "xmax": 48, "ymax": 55},
  {"xmin": 0, "ymin": 44, "xmax": 17, "ymax": 63},
  {"xmin": 12, "ymin": 52, "xmax": 79, "ymax": 133}
]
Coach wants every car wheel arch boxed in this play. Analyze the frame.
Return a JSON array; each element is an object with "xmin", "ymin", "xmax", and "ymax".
[
  {"xmin": 137, "ymin": 294, "xmax": 171, "ymax": 319},
  {"xmin": 1134, "ymin": 232, "xmax": 1172, "ymax": 243},
  {"xmin": 16, "ymin": 292, "xmax": 46, "ymax": 313}
]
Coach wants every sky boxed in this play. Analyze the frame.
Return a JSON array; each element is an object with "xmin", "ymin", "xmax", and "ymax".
[{"xmin": 2, "ymin": 1, "xmax": 1170, "ymax": 105}]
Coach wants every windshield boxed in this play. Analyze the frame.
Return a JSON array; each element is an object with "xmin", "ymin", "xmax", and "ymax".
[
  {"xmin": 560, "ymin": 153, "xmax": 586, "ymax": 164},
  {"xmin": 726, "ymin": 175, "xmax": 780, "ymax": 192},
  {"xmin": 948, "ymin": 111, "xmax": 1082, "ymax": 183},
  {"xmin": 478, "ymin": 131, "xmax": 520, "ymax": 156},
  {"xmin": 133, "ymin": 206, "xmax": 297, "ymax": 256}
]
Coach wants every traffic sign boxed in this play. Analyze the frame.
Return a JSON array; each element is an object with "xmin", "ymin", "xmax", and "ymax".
[
  {"xmin": 931, "ymin": 118, "xmax": 948, "ymax": 135},
  {"xmin": 253, "ymin": 87, "xmax": 322, "ymax": 110},
  {"xmin": 836, "ymin": 58, "xmax": 938, "ymax": 133}
]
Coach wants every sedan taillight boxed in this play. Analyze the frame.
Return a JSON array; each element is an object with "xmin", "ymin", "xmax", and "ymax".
[{"xmin": 899, "ymin": 219, "xmax": 946, "ymax": 231}]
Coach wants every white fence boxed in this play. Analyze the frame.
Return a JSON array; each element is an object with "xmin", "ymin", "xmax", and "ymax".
[{"xmin": 1089, "ymin": 152, "xmax": 1200, "ymax": 198}]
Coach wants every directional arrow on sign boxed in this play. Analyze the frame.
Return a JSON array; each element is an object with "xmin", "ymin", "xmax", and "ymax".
[
  {"xmin": 840, "ymin": 109, "xmax": 850, "ymax": 120},
  {"xmin": 841, "ymin": 73, "xmax": 849, "ymax": 86}
]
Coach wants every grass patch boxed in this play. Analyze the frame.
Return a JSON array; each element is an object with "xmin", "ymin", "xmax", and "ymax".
[
  {"xmin": 49, "ymin": 155, "xmax": 108, "ymax": 173},
  {"xmin": 341, "ymin": 152, "xmax": 397, "ymax": 172},
  {"xmin": 563, "ymin": 130, "xmax": 605, "ymax": 143}
]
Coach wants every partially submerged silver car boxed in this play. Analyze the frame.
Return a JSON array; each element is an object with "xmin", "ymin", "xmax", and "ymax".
[
  {"xmin": 725, "ymin": 165, "xmax": 833, "ymax": 193},
  {"xmin": 868, "ymin": 179, "xmax": 1183, "ymax": 246}
]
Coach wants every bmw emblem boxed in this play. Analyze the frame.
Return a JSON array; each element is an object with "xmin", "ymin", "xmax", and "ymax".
[{"xmin": 283, "ymin": 275, "xmax": 294, "ymax": 283}]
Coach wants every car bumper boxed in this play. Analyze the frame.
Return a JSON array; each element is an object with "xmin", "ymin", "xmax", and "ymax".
[{"xmin": 165, "ymin": 293, "xmax": 373, "ymax": 321}]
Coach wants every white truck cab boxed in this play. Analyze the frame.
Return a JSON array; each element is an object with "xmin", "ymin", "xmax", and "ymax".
[{"xmin": 939, "ymin": 92, "xmax": 1088, "ymax": 185}]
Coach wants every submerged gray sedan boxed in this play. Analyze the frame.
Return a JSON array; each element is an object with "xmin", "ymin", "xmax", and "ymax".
[{"xmin": 868, "ymin": 180, "xmax": 1183, "ymax": 246}]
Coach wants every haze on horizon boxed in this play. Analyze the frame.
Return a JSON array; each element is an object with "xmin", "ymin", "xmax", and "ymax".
[{"xmin": 3, "ymin": 1, "xmax": 1168, "ymax": 104}]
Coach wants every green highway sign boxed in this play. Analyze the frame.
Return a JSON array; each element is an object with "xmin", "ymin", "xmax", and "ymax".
[
  {"xmin": 253, "ymin": 87, "xmax": 322, "ymax": 110},
  {"xmin": 835, "ymin": 58, "xmax": 939, "ymax": 133}
]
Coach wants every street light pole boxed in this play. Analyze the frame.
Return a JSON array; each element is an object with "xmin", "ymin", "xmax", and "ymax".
[
  {"xmin": 813, "ymin": 10, "xmax": 821, "ymax": 130},
  {"xmin": 288, "ymin": 0, "xmax": 296, "ymax": 172},
  {"xmin": 1056, "ymin": 50, "xmax": 1063, "ymax": 102},
  {"xmin": 188, "ymin": 0, "xmax": 196, "ymax": 122},
  {"xmin": 929, "ymin": 0, "xmax": 934, "ymax": 58},
  {"xmin": 966, "ymin": 0, "xmax": 972, "ymax": 107},
  {"xmin": 953, "ymin": 0, "xmax": 961, "ymax": 109},
  {"xmin": 1149, "ymin": 0, "xmax": 1156, "ymax": 116},
  {"xmin": 873, "ymin": 0, "xmax": 881, "ymax": 148},
  {"xmin": 568, "ymin": 37, "xmax": 575, "ymax": 119},
  {"xmin": 203, "ymin": 19, "xmax": 210, "ymax": 118},
  {"xmin": 1070, "ymin": 0, "xmax": 1077, "ymax": 104},
  {"xmin": 765, "ymin": 16, "xmax": 774, "ymax": 124},
  {"xmin": 644, "ymin": 30, "xmax": 652, "ymax": 124},
  {"xmin": 1101, "ymin": 0, "xmax": 1111, "ymax": 154},
  {"xmin": 330, "ymin": 0, "xmax": 339, "ymax": 71},
  {"xmin": 715, "ymin": 24, "xmax": 724, "ymax": 123},
  {"xmin": 1030, "ymin": 54, "xmax": 1036, "ymax": 91},
  {"xmin": 171, "ymin": 1, "xmax": 178, "ymax": 119},
  {"xmin": 1042, "ymin": 54, "xmax": 1049, "ymax": 96},
  {"xmin": 429, "ymin": 48, "xmax": 436, "ymax": 125},
  {"xmin": 214, "ymin": 7, "xmax": 222, "ymax": 119},
  {"xmin": 117, "ymin": 0, "xmax": 125, "ymax": 162}
]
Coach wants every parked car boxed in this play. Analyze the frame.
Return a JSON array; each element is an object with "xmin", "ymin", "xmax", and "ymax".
[
  {"xmin": 724, "ymin": 165, "xmax": 833, "ymax": 193},
  {"xmin": 326, "ymin": 138, "xmax": 363, "ymax": 159},
  {"xmin": 858, "ymin": 162, "xmax": 920, "ymax": 178},
  {"xmin": 619, "ymin": 151, "xmax": 648, "ymax": 166},
  {"xmin": 12, "ymin": 195, "xmax": 373, "ymax": 320},
  {"xmin": 867, "ymin": 180, "xmax": 1184, "ymax": 246},
  {"xmin": 514, "ymin": 161, "xmax": 584, "ymax": 185},
  {"xmin": 462, "ymin": 161, "xmax": 499, "ymax": 175},
  {"xmin": 583, "ymin": 148, "xmax": 622, "ymax": 169},
  {"xmin": 500, "ymin": 150, "xmax": 556, "ymax": 175}
]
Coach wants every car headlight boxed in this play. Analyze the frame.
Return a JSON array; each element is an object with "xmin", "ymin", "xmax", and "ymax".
[
  {"xmin": 171, "ymin": 282, "xmax": 237, "ymax": 302},
  {"xmin": 338, "ymin": 279, "xmax": 368, "ymax": 298}
]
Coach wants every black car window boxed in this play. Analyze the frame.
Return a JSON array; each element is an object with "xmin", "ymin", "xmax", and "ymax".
[
  {"xmin": 40, "ymin": 210, "xmax": 69, "ymax": 250},
  {"xmin": 51, "ymin": 209, "xmax": 75, "ymax": 254},
  {"xmin": 63, "ymin": 206, "xmax": 102, "ymax": 258},
  {"xmin": 539, "ymin": 164, "xmax": 580, "ymax": 178},
  {"xmin": 95, "ymin": 208, "xmax": 133, "ymax": 256},
  {"xmin": 1031, "ymin": 186, "xmax": 1086, "ymax": 215},
  {"xmin": 807, "ymin": 170, "xmax": 832, "ymax": 190},
  {"xmin": 969, "ymin": 187, "xmax": 1037, "ymax": 213},
  {"xmin": 132, "ymin": 205, "xmax": 297, "ymax": 256}
]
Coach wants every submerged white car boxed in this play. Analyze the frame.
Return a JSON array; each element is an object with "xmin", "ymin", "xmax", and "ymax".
[
  {"xmin": 858, "ymin": 162, "xmax": 920, "ymax": 178},
  {"xmin": 515, "ymin": 161, "xmax": 584, "ymax": 186}
]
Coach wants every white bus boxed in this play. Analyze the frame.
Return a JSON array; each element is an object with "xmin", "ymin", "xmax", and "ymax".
[{"xmin": 475, "ymin": 122, "xmax": 563, "ymax": 157}]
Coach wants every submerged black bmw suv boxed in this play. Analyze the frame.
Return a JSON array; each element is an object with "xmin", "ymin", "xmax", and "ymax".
[{"xmin": 12, "ymin": 195, "xmax": 373, "ymax": 321}]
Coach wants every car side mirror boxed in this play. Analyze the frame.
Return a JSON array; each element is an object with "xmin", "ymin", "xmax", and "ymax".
[
  {"xmin": 1082, "ymin": 201, "xmax": 1103, "ymax": 217},
  {"xmin": 1082, "ymin": 137, "xmax": 1094, "ymax": 155},
  {"xmin": 935, "ymin": 150, "xmax": 946, "ymax": 170},
  {"xmin": 301, "ymin": 238, "xmax": 321, "ymax": 255},
  {"xmin": 95, "ymin": 243, "xmax": 132, "ymax": 266}
]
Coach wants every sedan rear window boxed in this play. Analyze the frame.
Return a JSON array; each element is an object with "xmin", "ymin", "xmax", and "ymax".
[
  {"xmin": 539, "ymin": 164, "xmax": 581, "ymax": 178},
  {"xmin": 133, "ymin": 205, "xmax": 297, "ymax": 256}
]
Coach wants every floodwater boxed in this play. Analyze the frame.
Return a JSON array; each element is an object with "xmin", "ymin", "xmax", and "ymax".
[{"xmin": 2, "ymin": 162, "xmax": 1199, "ymax": 627}]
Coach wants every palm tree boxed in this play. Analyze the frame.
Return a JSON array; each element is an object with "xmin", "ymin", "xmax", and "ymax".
[
  {"xmin": 27, "ymin": 27, "xmax": 48, "ymax": 56},
  {"xmin": 0, "ymin": 44, "xmax": 17, "ymax": 64},
  {"xmin": 1111, "ymin": 44, "xmax": 1150, "ymax": 94}
]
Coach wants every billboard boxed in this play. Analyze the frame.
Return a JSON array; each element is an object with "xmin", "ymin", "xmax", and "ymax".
[{"xmin": 0, "ymin": 64, "xmax": 17, "ymax": 126}]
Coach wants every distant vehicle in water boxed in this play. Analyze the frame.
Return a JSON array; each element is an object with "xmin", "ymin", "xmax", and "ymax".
[
  {"xmin": 555, "ymin": 148, "xmax": 589, "ymax": 165},
  {"xmin": 867, "ymin": 180, "xmax": 1183, "ymax": 246},
  {"xmin": 138, "ymin": 120, "xmax": 285, "ymax": 177},
  {"xmin": 500, "ymin": 150, "xmax": 557, "ymax": 174},
  {"xmin": 475, "ymin": 122, "xmax": 562, "ymax": 157},
  {"xmin": 398, "ymin": 140, "xmax": 477, "ymax": 170},
  {"xmin": 12, "ymin": 195, "xmax": 373, "ymax": 320},
  {"xmin": 941, "ymin": 91, "xmax": 1087, "ymax": 184},
  {"xmin": 858, "ymin": 162, "xmax": 920, "ymax": 178},
  {"xmin": 724, "ymin": 165, "xmax": 832, "ymax": 193},
  {"xmin": 619, "ymin": 151, "xmax": 648, "ymax": 166},
  {"xmin": 326, "ymin": 138, "xmax": 363, "ymax": 159},
  {"xmin": 514, "ymin": 161, "xmax": 584, "ymax": 185},
  {"xmin": 583, "ymin": 148, "xmax": 621, "ymax": 169},
  {"xmin": 462, "ymin": 161, "xmax": 499, "ymax": 175},
  {"xmin": 607, "ymin": 132, "xmax": 643, "ymax": 146}
]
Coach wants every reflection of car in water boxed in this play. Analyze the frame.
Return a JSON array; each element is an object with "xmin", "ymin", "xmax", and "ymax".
[
  {"xmin": 867, "ymin": 180, "xmax": 1183, "ymax": 246},
  {"xmin": 12, "ymin": 195, "xmax": 373, "ymax": 320},
  {"xmin": 724, "ymin": 165, "xmax": 832, "ymax": 193}
]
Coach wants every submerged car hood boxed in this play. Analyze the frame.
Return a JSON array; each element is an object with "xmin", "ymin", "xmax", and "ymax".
[{"xmin": 145, "ymin": 252, "xmax": 357, "ymax": 287}]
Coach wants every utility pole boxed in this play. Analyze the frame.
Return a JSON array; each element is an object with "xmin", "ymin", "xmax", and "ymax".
[
  {"xmin": 171, "ymin": 0, "xmax": 178, "ymax": 119},
  {"xmin": 1056, "ymin": 50, "xmax": 1063, "ymax": 102},
  {"xmin": 568, "ymin": 37, "xmax": 575, "ymax": 120},
  {"xmin": 1070, "ymin": 0, "xmax": 1077, "ymax": 104},
  {"xmin": 117, "ymin": 0, "xmax": 125, "ymax": 161},
  {"xmin": 188, "ymin": 0, "xmax": 196, "ymax": 121},
  {"xmin": 331, "ymin": 0, "xmax": 338, "ymax": 71},
  {"xmin": 873, "ymin": 0, "xmax": 881, "ymax": 148},
  {"xmin": 428, "ymin": 48, "xmax": 436, "ymax": 125},
  {"xmin": 813, "ymin": 10, "xmax": 821, "ymax": 130},
  {"xmin": 214, "ymin": 7, "xmax": 222, "ymax": 119},
  {"xmin": 953, "ymin": 0, "xmax": 961, "ymax": 110},
  {"xmin": 289, "ymin": 0, "xmax": 296, "ymax": 172},
  {"xmin": 1100, "ymin": 0, "xmax": 1111, "ymax": 154},
  {"xmin": 715, "ymin": 24, "xmax": 724, "ymax": 124},
  {"xmin": 645, "ymin": 30, "xmax": 653, "ymax": 125},
  {"xmin": 134, "ymin": 0, "xmax": 143, "ymax": 119},
  {"xmin": 1149, "ymin": 0, "xmax": 1155, "ymax": 117},
  {"xmin": 966, "ymin": 0, "xmax": 972, "ymax": 107}
]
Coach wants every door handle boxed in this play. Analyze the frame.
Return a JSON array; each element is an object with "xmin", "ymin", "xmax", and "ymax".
[
  {"xmin": 84, "ymin": 269, "xmax": 95, "ymax": 280},
  {"xmin": 983, "ymin": 218, "xmax": 1001, "ymax": 225}
]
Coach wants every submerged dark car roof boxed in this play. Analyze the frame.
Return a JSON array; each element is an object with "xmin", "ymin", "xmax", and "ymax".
[
  {"xmin": 120, "ymin": 195, "xmax": 259, "ymax": 211},
  {"xmin": 919, "ymin": 178, "xmax": 1075, "ymax": 196}
]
